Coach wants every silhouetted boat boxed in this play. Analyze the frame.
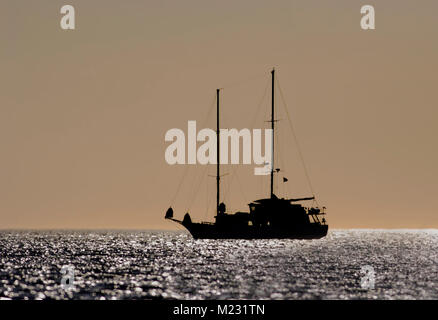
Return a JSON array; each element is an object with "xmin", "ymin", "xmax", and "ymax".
[{"xmin": 165, "ymin": 69, "xmax": 328, "ymax": 239}]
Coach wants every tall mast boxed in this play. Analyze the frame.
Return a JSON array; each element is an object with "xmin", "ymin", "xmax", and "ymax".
[
  {"xmin": 270, "ymin": 68, "xmax": 275, "ymax": 198},
  {"xmin": 216, "ymin": 88, "xmax": 220, "ymax": 215}
]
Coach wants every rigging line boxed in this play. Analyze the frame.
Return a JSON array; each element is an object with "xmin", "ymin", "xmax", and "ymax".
[
  {"xmin": 205, "ymin": 171, "xmax": 214, "ymax": 220},
  {"xmin": 170, "ymin": 165, "xmax": 191, "ymax": 206},
  {"xmin": 259, "ymin": 172, "xmax": 265, "ymax": 199},
  {"xmin": 276, "ymin": 75, "xmax": 319, "ymax": 206},
  {"xmin": 201, "ymin": 92, "xmax": 217, "ymax": 128},
  {"xmin": 184, "ymin": 153, "xmax": 214, "ymax": 212},
  {"xmin": 186, "ymin": 164, "xmax": 210, "ymax": 212},
  {"xmin": 205, "ymin": 169, "xmax": 215, "ymax": 220},
  {"xmin": 184, "ymin": 165, "xmax": 202, "ymax": 211},
  {"xmin": 275, "ymin": 120, "xmax": 281, "ymax": 194},
  {"xmin": 205, "ymin": 168, "xmax": 209, "ymax": 219},
  {"xmin": 218, "ymin": 114, "xmax": 248, "ymax": 206},
  {"xmin": 222, "ymin": 164, "xmax": 248, "ymax": 208},
  {"xmin": 217, "ymin": 94, "xmax": 234, "ymax": 208},
  {"xmin": 232, "ymin": 165, "xmax": 248, "ymax": 204},
  {"xmin": 223, "ymin": 167, "xmax": 233, "ymax": 202},
  {"xmin": 250, "ymin": 77, "xmax": 270, "ymax": 129},
  {"xmin": 170, "ymin": 92, "xmax": 216, "ymax": 206},
  {"xmin": 277, "ymin": 123, "xmax": 287, "ymax": 196}
]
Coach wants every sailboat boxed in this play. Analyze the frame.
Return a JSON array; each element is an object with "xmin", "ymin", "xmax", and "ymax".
[{"xmin": 165, "ymin": 69, "xmax": 328, "ymax": 239}]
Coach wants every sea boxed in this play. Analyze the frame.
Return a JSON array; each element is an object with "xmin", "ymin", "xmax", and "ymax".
[{"xmin": 0, "ymin": 230, "xmax": 437, "ymax": 300}]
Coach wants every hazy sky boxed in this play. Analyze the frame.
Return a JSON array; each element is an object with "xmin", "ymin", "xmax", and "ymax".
[{"xmin": 1, "ymin": 0, "xmax": 437, "ymax": 229}]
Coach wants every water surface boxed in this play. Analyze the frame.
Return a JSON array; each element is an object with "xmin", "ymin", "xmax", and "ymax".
[{"xmin": 0, "ymin": 230, "xmax": 437, "ymax": 299}]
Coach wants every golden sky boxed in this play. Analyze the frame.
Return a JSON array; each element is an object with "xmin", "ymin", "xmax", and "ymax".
[{"xmin": 0, "ymin": 0, "xmax": 437, "ymax": 229}]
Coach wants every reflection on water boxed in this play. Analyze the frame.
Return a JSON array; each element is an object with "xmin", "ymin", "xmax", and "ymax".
[{"xmin": 0, "ymin": 230, "xmax": 437, "ymax": 299}]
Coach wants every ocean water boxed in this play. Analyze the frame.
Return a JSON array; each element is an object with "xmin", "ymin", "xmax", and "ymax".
[{"xmin": 0, "ymin": 230, "xmax": 437, "ymax": 300}]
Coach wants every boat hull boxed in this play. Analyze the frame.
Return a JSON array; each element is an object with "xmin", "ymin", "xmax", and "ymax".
[{"xmin": 183, "ymin": 222, "xmax": 328, "ymax": 240}]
